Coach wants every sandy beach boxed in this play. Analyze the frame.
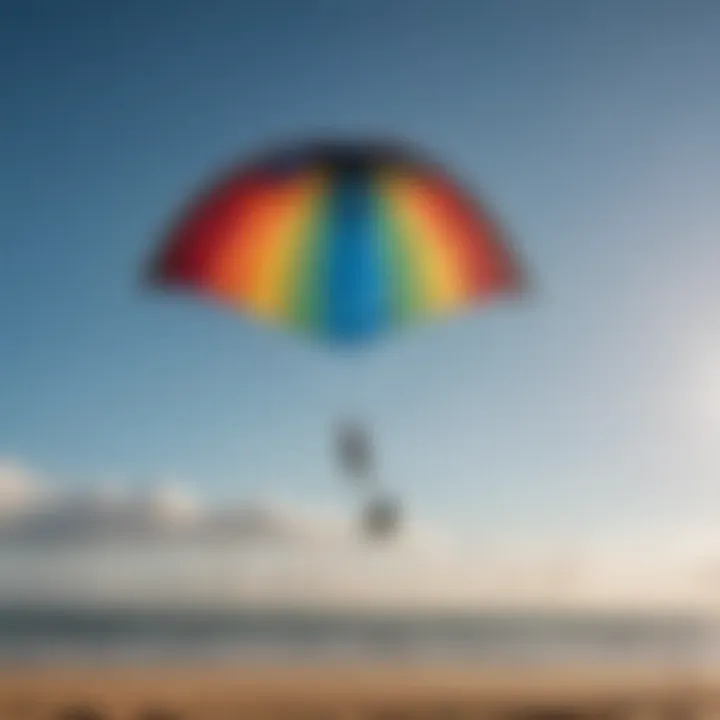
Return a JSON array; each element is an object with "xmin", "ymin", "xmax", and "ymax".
[{"xmin": 0, "ymin": 665, "xmax": 718, "ymax": 719}]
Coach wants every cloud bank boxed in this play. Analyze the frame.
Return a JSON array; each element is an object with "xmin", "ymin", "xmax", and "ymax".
[
  {"xmin": 1, "ymin": 458, "xmax": 720, "ymax": 613},
  {"xmin": 0, "ymin": 459, "xmax": 345, "ymax": 545}
]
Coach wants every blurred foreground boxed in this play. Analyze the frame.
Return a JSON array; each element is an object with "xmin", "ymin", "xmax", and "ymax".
[
  {"xmin": 1, "ymin": 665, "xmax": 720, "ymax": 719},
  {"xmin": 0, "ymin": 605, "xmax": 718, "ymax": 718}
]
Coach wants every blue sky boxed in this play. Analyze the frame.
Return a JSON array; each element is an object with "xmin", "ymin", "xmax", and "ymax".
[{"xmin": 2, "ymin": 0, "xmax": 720, "ymax": 545}]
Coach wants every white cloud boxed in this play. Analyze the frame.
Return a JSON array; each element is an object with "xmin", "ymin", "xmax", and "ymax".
[
  {"xmin": 0, "ymin": 459, "xmax": 43, "ymax": 516},
  {"xmin": 0, "ymin": 462, "xmax": 346, "ymax": 545},
  {"xmin": 2, "ymin": 457, "xmax": 720, "ymax": 613}
]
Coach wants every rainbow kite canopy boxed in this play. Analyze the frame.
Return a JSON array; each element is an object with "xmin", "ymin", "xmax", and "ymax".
[{"xmin": 149, "ymin": 141, "xmax": 524, "ymax": 343}]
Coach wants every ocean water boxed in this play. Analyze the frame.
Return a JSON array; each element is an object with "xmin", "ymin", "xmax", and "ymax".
[{"xmin": 0, "ymin": 606, "xmax": 716, "ymax": 667}]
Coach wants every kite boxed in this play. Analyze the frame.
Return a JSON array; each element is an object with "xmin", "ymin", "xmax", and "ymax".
[
  {"xmin": 146, "ymin": 138, "xmax": 526, "ymax": 540},
  {"xmin": 148, "ymin": 139, "xmax": 524, "ymax": 344}
]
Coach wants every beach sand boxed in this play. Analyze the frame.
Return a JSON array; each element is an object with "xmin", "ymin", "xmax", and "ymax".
[{"xmin": 0, "ymin": 665, "xmax": 718, "ymax": 719}]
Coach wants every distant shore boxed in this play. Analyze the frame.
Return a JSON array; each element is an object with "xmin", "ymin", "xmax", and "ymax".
[{"xmin": 0, "ymin": 664, "xmax": 718, "ymax": 718}]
